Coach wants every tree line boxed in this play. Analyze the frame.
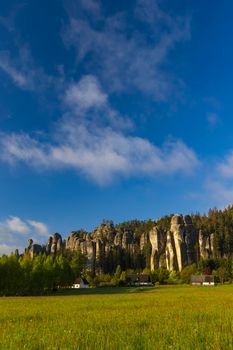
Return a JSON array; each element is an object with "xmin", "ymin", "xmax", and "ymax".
[
  {"xmin": 2, "ymin": 205, "xmax": 233, "ymax": 295},
  {"xmin": 1, "ymin": 252, "xmax": 233, "ymax": 296},
  {"xmin": 0, "ymin": 250, "xmax": 86, "ymax": 296}
]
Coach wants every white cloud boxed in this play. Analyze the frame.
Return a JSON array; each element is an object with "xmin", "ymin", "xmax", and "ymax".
[
  {"xmin": 0, "ymin": 216, "xmax": 49, "ymax": 256},
  {"xmin": 63, "ymin": 0, "xmax": 190, "ymax": 100},
  {"xmin": 27, "ymin": 220, "xmax": 49, "ymax": 237},
  {"xmin": 198, "ymin": 150, "xmax": 233, "ymax": 207},
  {"xmin": 0, "ymin": 74, "xmax": 199, "ymax": 184},
  {"xmin": 0, "ymin": 244, "xmax": 21, "ymax": 256},
  {"xmin": 217, "ymin": 151, "xmax": 233, "ymax": 178},
  {"xmin": 64, "ymin": 75, "xmax": 133, "ymax": 130},
  {"xmin": 203, "ymin": 150, "xmax": 233, "ymax": 205},
  {"xmin": 205, "ymin": 179, "xmax": 233, "ymax": 204},
  {"xmin": 65, "ymin": 75, "xmax": 107, "ymax": 112},
  {"xmin": 0, "ymin": 216, "xmax": 29, "ymax": 234},
  {"xmin": 0, "ymin": 115, "xmax": 199, "ymax": 185},
  {"xmin": 0, "ymin": 216, "xmax": 49, "ymax": 237}
]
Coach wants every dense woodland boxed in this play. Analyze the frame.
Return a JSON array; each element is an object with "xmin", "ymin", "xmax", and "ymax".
[{"xmin": 2, "ymin": 206, "xmax": 233, "ymax": 295}]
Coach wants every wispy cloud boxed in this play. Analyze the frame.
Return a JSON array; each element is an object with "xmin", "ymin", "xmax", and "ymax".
[
  {"xmin": 0, "ymin": 51, "xmax": 29, "ymax": 88},
  {"xmin": 0, "ymin": 216, "xmax": 50, "ymax": 255},
  {"xmin": 0, "ymin": 127, "xmax": 199, "ymax": 185},
  {"xmin": 0, "ymin": 244, "xmax": 24, "ymax": 256},
  {"xmin": 207, "ymin": 112, "xmax": 220, "ymax": 128},
  {"xmin": 0, "ymin": 3, "xmax": 26, "ymax": 32},
  {"xmin": 64, "ymin": 75, "xmax": 133, "ymax": 129},
  {"xmin": 199, "ymin": 150, "xmax": 233, "ymax": 207},
  {"xmin": 65, "ymin": 75, "xmax": 107, "ymax": 112},
  {"xmin": 79, "ymin": 0, "xmax": 101, "ymax": 16},
  {"xmin": 63, "ymin": 0, "xmax": 190, "ymax": 100},
  {"xmin": 27, "ymin": 220, "xmax": 49, "ymax": 237},
  {"xmin": 0, "ymin": 75, "xmax": 199, "ymax": 185},
  {"xmin": 217, "ymin": 151, "xmax": 233, "ymax": 178},
  {"xmin": 0, "ymin": 216, "xmax": 29, "ymax": 235},
  {"xmin": 205, "ymin": 179, "xmax": 233, "ymax": 205},
  {"xmin": 0, "ymin": 45, "xmax": 61, "ymax": 91}
]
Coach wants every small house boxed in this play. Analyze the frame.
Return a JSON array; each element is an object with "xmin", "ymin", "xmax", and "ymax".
[
  {"xmin": 72, "ymin": 277, "xmax": 89, "ymax": 289},
  {"xmin": 126, "ymin": 274, "xmax": 152, "ymax": 286},
  {"xmin": 190, "ymin": 275, "xmax": 215, "ymax": 286}
]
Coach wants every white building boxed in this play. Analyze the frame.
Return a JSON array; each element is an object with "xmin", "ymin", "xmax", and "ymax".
[
  {"xmin": 190, "ymin": 275, "xmax": 215, "ymax": 286},
  {"xmin": 72, "ymin": 277, "xmax": 89, "ymax": 289}
]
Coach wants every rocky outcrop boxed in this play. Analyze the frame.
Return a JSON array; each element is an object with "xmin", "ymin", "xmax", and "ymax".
[
  {"xmin": 22, "ymin": 215, "xmax": 214, "ymax": 273},
  {"xmin": 149, "ymin": 226, "xmax": 166, "ymax": 271},
  {"xmin": 66, "ymin": 230, "xmax": 86, "ymax": 251},
  {"xmin": 140, "ymin": 232, "xmax": 149, "ymax": 251},
  {"xmin": 166, "ymin": 230, "xmax": 177, "ymax": 271},
  {"xmin": 165, "ymin": 215, "xmax": 199, "ymax": 271},
  {"xmin": 199, "ymin": 230, "xmax": 214, "ymax": 259},
  {"xmin": 25, "ymin": 239, "xmax": 42, "ymax": 258},
  {"xmin": 80, "ymin": 236, "xmax": 96, "ymax": 271},
  {"xmin": 170, "ymin": 215, "xmax": 187, "ymax": 271},
  {"xmin": 46, "ymin": 233, "xmax": 63, "ymax": 254}
]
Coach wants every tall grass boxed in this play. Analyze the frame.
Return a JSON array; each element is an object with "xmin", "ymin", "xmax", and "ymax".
[{"xmin": 1, "ymin": 285, "xmax": 233, "ymax": 349}]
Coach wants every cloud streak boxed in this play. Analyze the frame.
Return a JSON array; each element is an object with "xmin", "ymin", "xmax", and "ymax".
[
  {"xmin": 0, "ymin": 75, "xmax": 199, "ymax": 185},
  {"xmin": 63, "ymin": 0, "xmax": 190, "ymax": 100},
  {"xmin": 0, "ymin": 51, "xmax": 29, "ymax": 88},
  {"xmin": 0, "ymin": 216, "xmax": 49, "ymax": 255},
  {"xmin": 27, "ymin": 220, "xmax": 49, "ymax": 237},
  {"xmin": 0, "ymin": 45, "xmax": 62, "ymax": 92}
]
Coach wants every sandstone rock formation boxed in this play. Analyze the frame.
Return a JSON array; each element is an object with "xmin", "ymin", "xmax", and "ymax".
[
  {"xmin": 22, "ymin": 215, "xmax": 215, "ymax": 273},
  {"xmin": 170, "ymin": 215, "xmax": 187, "ymax": 271},
  {"xmin": 140, "ymin": 232, "xmax": 149, "ymax": 251},
  {"xmin": 25, "ymin": 239, "xmax": 42, "ymax": 258},
  {"xmin": 165, "ymin": 215, "xmax": 199, "ymax": 271},
  {"xmin": 166, "ymin": 230, "xmax": 177, "ymax": 271},
  {"xmin": 46, "ymin": 233, "xmax": 63, "ymax": 254},
  {"xmin": 199, "ymin": 230, "xmax": 214, "ymax": 259},
  {"xmin": 149, "ymin": 226, "xmax": 166, "ymax": 271}
]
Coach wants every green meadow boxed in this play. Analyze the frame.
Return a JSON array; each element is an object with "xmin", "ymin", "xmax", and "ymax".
[{"xmin": 1, "ymin": 285, "xmax": 233, "ymax": 350}]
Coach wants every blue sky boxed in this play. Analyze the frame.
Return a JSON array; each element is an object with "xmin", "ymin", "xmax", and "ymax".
[{"xmin": 1, "ymin": 0, "xmax": 233, "ymax": 254}]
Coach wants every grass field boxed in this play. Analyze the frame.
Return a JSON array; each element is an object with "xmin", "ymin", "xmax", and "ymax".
[{"xmin": 1, "ymin": 285, "xmax": 233, "ymax": 350}]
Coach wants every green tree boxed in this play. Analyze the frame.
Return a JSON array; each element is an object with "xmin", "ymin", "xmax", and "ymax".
[
  {"xmin": 180, "ymin": 264, "xmax": 197, "ymax": 284},
  {"xmin": 70, "ymin": 250, "xmax": 87, "ymax": 278}
]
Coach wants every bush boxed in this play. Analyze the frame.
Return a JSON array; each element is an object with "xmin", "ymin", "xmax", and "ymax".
[
  {"xmin": 166, "ymin": 271, "xmax": 181, "ymax": 284},
  {"xmin": 151, "ymin": 268, "xmax": 169, "ymax": 284},
  {"xmin": 180, "ymin": 264, "xmax": 197, "ymax": 283}
]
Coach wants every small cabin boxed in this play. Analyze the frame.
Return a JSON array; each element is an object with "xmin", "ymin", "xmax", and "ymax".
[
  {"xmin": 72, "ymin": 277, "xmax": 89, "ymax": 289},
  {"xmin": 190, "ymin": 275, "xmax": 215, "ymax": 286},
  {"xmin": 126, "ymin": 274, "xmax": 152, "ymax": 286}
]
